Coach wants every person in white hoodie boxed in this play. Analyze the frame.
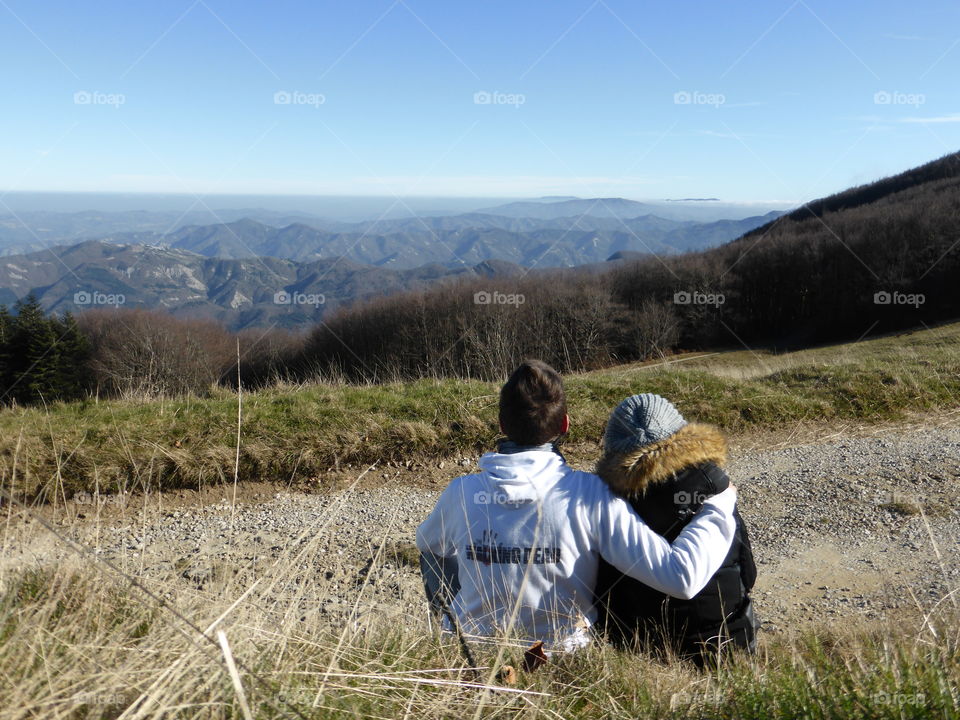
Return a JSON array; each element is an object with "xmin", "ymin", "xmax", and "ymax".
[{"xmin": 415, "ymin": 360, "xmax": 737, "ymax": 651}]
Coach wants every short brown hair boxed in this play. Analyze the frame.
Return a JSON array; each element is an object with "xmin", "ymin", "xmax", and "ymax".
[{"xmin": 499, "ymin": 360, "xmax": 567, "ymax": 446}]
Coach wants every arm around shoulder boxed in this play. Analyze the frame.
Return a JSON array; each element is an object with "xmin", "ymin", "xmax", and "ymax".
[{"xmin": 595, "ymin": 485, "xmax": 738, "ymax": 600}]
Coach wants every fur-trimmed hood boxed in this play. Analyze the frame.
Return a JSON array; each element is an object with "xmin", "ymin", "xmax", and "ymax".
[{"xmin": 596, "ymin": 422, "xmax": 727, "ymax": 497}]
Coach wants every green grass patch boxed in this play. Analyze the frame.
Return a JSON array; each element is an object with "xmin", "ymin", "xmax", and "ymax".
[{"xmin": 1, "ymin": 323, "xmax": 958, "ymax": 501}]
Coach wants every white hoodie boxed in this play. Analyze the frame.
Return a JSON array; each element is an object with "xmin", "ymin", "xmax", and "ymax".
[{"xmin": 415, "ymin": 447, "xmax": 737, "ymax": 649}]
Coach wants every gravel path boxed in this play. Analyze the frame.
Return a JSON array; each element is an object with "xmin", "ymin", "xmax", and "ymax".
[
  {"xmin": 731, "ymin": 424, "xmax": 960, "ymax": 630},
  {"xmin": 4, "ymin": 420, "xmax": 960, "ymax": 637}
]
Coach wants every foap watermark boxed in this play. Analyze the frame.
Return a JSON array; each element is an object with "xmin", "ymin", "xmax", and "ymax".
[
  {"xmin": 474, "ymin": 290, "xmax": 525, "ymax": 306},
  {"xmin": 669, "ymin": 689, "xmax": 724, "ymax": 710},
  {"xmin": 273, "ymin": 90, "xmax": 326, "ymax": 108},
  {"xmin": 73, "ymin": 491, "xmax": 129, "ymax": 508},
  {"xmin": 473, "ymin": 490, "xmax": 533, "ymax": 507},
  {"xmin": 673, "ymin": 290, "xmax": 725, "ymax": 307},
  {"xmin": 674, "ymin": 490, "xmax": 710, "ymax": 505},
  {"xmin": 674, "ymin": 90, "xmax": 725, "ymax": 107},
  {"xmin": 473, "ymin": 90, "xmax": 525, "ymax": 107},
  {"xmin": 867, "ymin": 692, "xmax": 926, "ymax": 707},
  {"xmin": 74, "ymin": 290, "xmax": 125, "ymax": 306},
  {"xmin": 73, "ymin": 691, "xmax": 126, "ymax": 707},
  {"xmin": 74, "ymin": 90, "xmax": 125, "ymax": 108},
  {"xmin": 275, "ymin": 688, "xmax": 320, "ymax": 706},
  {"xmin": 873, "ymin": 290, "xmax": 924, "ymax": 308},
  {"xmin": 873, "ymin": 90, "xmax": 925, "ymax": 108},
  {"xmin": 274, "ymin": 290, "xmax": 325, "ymax": 306}
]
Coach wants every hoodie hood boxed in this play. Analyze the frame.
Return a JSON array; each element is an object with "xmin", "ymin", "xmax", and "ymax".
[
  {"xmin": 596, "ymin": 422, "xmax": 727, "ymax": 497},
  {"xmin": 476, "ymin": 448, "xmax": 566, "ymax": 506}
]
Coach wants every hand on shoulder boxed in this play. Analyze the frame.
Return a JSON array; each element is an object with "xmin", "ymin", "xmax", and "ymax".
[{"xmin": 703, "ymin": 484, "xmax": 737, "ymax": 513}]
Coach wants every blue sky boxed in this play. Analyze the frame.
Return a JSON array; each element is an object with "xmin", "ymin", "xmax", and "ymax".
[{"xmin": 1, "ymin": 0, "xmax": 958, "ymax": 204}]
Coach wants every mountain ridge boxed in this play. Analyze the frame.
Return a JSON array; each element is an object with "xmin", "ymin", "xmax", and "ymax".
[
  {"xmin": 0, "ymin": 240, "xmax": 526, "ymax": 330},
  {"xmin": 0, "ymin": 201, "xmax": 784, "ymax": 263}
]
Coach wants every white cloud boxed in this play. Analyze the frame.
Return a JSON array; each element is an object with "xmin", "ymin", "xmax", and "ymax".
[{"xmin": 898, "ymin": 114, "xmax": 960, "ymax": 124}]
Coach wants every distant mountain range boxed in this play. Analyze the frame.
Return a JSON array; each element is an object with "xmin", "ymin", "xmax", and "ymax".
[
  {"xmin": 0, "ymin": 199, "xmax": 783, "ymax": 266},
  {"xmin": 0, "ymin": 196, "xmax": 785, "ymax": 329},
  {"xmin": 155, "ymin": 211, "xmax": 780, "ymax": 268},
  {"xmin": 474, "ymin": 197, "xmax": 687, "ymax": 220},
  {"xmin": 0, "ymin": 241, "xmax": 524, "ymax": 330},
  {"xmin": 0, "ymin": 209, "xmax": 330, "ymax": 256}
]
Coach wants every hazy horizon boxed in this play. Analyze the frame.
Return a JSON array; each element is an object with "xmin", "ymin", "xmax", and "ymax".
[{"xmin": 0, "ymin": 191, "xmax": 790, "ymax": 222}]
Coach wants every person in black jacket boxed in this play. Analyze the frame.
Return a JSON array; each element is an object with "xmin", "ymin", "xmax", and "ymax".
[{"xmin": 592, "ymin": 393, "xmax": 758, "ymax": 665}]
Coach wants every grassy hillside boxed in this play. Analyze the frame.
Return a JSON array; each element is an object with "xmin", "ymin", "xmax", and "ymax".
[{"xmin": 1, "ymin": 322, "xmax": 959, "ymax": 502}]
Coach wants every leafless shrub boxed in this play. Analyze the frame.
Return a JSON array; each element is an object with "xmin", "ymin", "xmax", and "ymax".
[{"xmin": 78, "ymin": 309, "xmax": 234, "ymax": 398}]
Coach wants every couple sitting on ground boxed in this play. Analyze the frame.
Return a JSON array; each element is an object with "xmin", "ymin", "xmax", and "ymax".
[{"xmin": 416, "ymin": 359, "xmax": 757, "ymax": 663}]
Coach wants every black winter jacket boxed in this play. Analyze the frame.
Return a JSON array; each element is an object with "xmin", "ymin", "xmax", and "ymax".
[{"xmin": 593, "ymin": 423, "xmax": 758, "ymax": 662}]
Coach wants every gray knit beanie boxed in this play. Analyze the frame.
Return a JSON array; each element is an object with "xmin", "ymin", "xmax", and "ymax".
[{"xmin": 603, "ymin": 394, "xmax": 687, "ymax": 454}]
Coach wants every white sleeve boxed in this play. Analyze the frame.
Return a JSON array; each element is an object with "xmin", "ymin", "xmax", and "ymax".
[
  {"xmin": 415, "ymin": 480, "xmax": 461, "ymax": 557},
  {"xmin": 594, "ymin": 486, "xmax": 737, "ymax": 600}
]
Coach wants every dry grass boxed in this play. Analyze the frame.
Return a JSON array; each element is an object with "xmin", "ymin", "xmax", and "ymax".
[{"xmin": 0, "ymin": 492, "xmax": 957, "ymax": 720}]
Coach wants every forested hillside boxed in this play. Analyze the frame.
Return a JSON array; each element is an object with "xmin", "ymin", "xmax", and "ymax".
[{"xmin": 251, "ymin": 151, "xmax": 960, "ymax": 384}]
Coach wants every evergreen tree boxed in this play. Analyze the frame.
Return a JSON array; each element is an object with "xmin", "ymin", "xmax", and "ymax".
[
  {"xmin": 0, "ymin": 305, "xmax": 11, "ymax": 403},
  {"xmin": 54, "ymin": 311, "xmax": 91, "ymax": 400},
  {"xmin": 10, "ymin": 295, "xmax": 60, "ymax": 405}
]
